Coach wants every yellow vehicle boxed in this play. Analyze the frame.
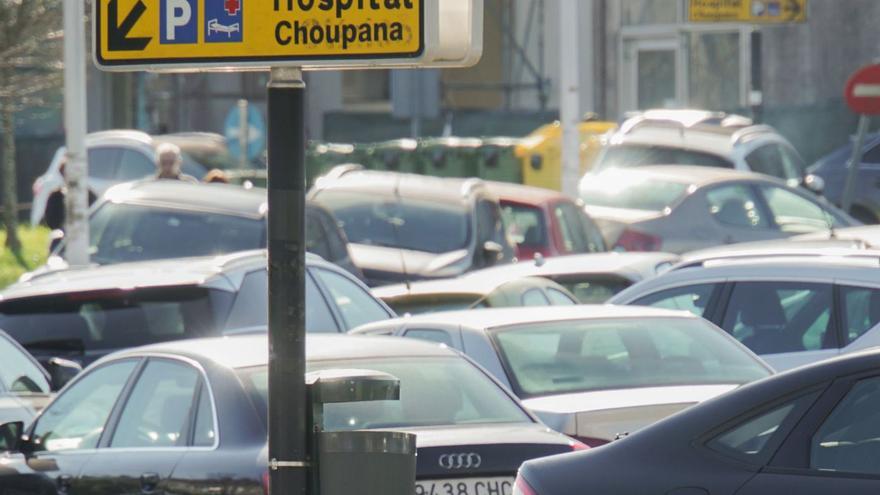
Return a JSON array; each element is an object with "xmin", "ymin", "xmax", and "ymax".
[{"xmin": 516, "ymin": 119, "xmax": 617, "ymax": 191}]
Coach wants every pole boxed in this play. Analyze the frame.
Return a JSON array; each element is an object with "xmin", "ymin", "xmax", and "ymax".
[
  {"xmin": 267, "ymin": 67, "xmax": 309, "ymax": 495},
  {"xmin": 63, "ymin": 0, "xmax": 89, "ymax": 266},
  {"xmin": 559, "ymin": 0, "xmax": 581, "ymax": 197},
  {"xmin": 238, "ymin": 99, "xmax": 249, "ymax": 169},
  {"xmin": 842, "ymin": 114, "xmax": 870, "ymax": 214}
]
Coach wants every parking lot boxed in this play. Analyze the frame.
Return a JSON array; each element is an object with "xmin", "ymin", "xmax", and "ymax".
[{"xmin": 5, "ymin": 1, "xmax": 880, "ymax": 494}]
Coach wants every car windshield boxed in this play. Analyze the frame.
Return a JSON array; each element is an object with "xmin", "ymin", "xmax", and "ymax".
[
  {"xmin": 315, "ymin": 190, "xmax": 470, "ymax": 254},
  {"xmin": 87, "ymin": 203, "xmax": 266, "ymax": 264},
  {"xmin": 492, "ymin": 317, "xmax": 769, "ymax": 398},
  {"xmin": 238, "ymin": 356, "xmax": 532, "ymax": 430},
  {"xmin": 580, "ymin": 174, "xmax": 689, "ymax": 212},
  {"xmin": 0, "ymin": 287, "xmax": 232, "ymax": 364},
  {"xmin": 598, "ymin": 144, "xmax": 734, "ymax": 170}
]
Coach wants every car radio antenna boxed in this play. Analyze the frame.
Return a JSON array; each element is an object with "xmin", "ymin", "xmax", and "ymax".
[{"xmin": 391, "ymin": 175, "xmax": 412, "ymax": 292}]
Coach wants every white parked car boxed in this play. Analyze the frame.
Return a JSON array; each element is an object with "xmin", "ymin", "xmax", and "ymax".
[
  {"xmin": 351, "ymin": 306, "xmax": 771, "ymax": 446},
  {"xmin": 30, "ymin": 130, "xmax": 158, "ymax": 226},
  {"xmin": 610, "ymin": 248, "xmax": 880, "ymax": 371}
]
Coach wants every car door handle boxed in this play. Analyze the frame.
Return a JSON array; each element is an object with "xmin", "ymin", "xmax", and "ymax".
[
  {"xmin": 57, "ymin": 474, "xmax": 72, "ymax": 494},
  {"xmin": 140, "ymin": 472, "xmax": 160, "ymax": 494}
]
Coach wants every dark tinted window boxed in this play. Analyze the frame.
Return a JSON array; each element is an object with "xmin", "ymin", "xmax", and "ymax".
[
  {"xmin": 706, "ymin": 185, "xmax": 769, "ymax": 229},
  {"xmin": 315, "ymin": 190, "xmax": 470, "ymax": 254},
  {"xmin": 598, "ymin": 145, "xmax": 734, "ymax": 170},
  {"xmin": 745, "ymin": 144, "xmax": 788, "ymax": 179},
  {"xmin": 306, "ymin": 272, "xmax": 339, "ymax": 333},
  {"xmin": 501, "ymin": 203, "xmax": 546, "ymax": 248},
  {"xmin": 117, "ymin": 150, "xmax": 156, "ymax": 181},
  {"xmin": 314, "ymin": 268, "xmax": 390, "ymax": 329},
  {"xmin": 708, "ymin": 392, "xmax": 819, "ymax": 465},
  {"xmin": 863, "ymin": 144, "xmax": 880, "ymax": 164},
  {"xmin": 306, "ymin": 211, "xmax": 332, "ymax": 260},
  {"xmin": 31, "ymin": 360, "xmax": 138, "ymax": 452},
  {"xmin": 721, "ymin": 282, "xmax": 834, "ymax": 354},
  {"xmin": 633, "ymin": 284, "xmax": 716, "ymax": 317},
  {"xmin": 0, "ymin": 287, "xmax": 231, "ymax": 355},
  {"xmin": 111, "ymin": 360, "xmax": 199, "ymax": 448},
  {"xmin": 225, "ymin": 270, "xmax": 268, "ymax": 331},
  {"xmin": 89, "ymin": 203, "xmax": 265, "ymax": 264},
  {"xmin": 812, "ymin": 376, "xmax": 880, "ymax": 475},
  {"xmin": 841, "ymin": 286, "xmax": 880, "ymax": 346},
  {"xmin": 555, "ymin": 202, "xmax": 606, "ymax": 253},
  {"xmin": 404, "ymin": 329, "xmax": 454, "ymax": 347},
  {"xmin": 87, "ymin": 148, "xmax": 120, "ymax": 180}
]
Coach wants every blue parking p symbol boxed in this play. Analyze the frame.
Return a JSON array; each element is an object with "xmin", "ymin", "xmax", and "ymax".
[{"xmin": 160, "ymin": 0, "xmax": 198, "ymax": 44}]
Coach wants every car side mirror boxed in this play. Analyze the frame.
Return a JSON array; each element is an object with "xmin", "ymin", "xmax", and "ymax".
[
  {"xmin": 482, "ymin": 241, "xmax": 504, "ymax": 266},
  {"xmin": 46, "ymin": 357, "xmax": 82, "ymax": 392},
  {"xmin": 0, "ymin": 421, "xmax": 23, "ymax": 452},
  {"xmin": 804, "ymin": 174, "xmax": 825, "ymax": 195}
]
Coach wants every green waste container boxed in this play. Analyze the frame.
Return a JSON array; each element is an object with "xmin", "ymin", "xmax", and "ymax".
[
  {"xmin": 306, "ymin": 142, "xmax": 365, "ymax": 186},
  {"xmin": 420, "ymin": 137, "xmax": 483, "ymax": 178},
  {"xmin": 362, "ymin": 138, "xmax": 422, "ymax": 174},
  {"xmin": 478, "ymin": 137, "xmax": 523, "ymax": 184}
]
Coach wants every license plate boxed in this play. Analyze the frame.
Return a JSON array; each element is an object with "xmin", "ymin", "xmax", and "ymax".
[{"xmin": 415, "ymin": 477, "xmax": 515, "ymax": 495}]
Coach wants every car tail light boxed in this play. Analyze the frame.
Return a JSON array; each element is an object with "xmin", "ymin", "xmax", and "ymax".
[
  {"xmin": 513, "ymin": 474, "xmax": 538, "ymax": 495},
  {"xmin": 614, "ymin": 228, "xmax": 662, "ymax": 252},
  {"xmin": 574, "ymin": 436, "xmax": 610, "ymax": 448},
  {"xmin": 568, "ymin": 439, "xmax": 590, "ymax": 451},
  {"xmin": 262, "ymin": 471, "xmax": 270, "ymax": 495}
]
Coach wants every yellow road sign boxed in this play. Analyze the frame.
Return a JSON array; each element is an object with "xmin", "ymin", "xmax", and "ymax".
[
  {"xmin": 94, "ymin": 0, "xmax": 425, "ymax": 70},
  {"xmin": 689, "ymin": 0, "xmax": 807, "ymax": 23}
]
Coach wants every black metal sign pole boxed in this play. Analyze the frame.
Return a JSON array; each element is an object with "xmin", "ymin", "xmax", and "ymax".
[{"xmin": 267, "ymin": 66, "xmax": 309, "ymax": 495}]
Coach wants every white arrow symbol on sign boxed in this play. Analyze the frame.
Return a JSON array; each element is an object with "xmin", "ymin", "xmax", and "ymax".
[{"xmin": 854, "ymin": 84, "xmax": 880, "ymax": 98}]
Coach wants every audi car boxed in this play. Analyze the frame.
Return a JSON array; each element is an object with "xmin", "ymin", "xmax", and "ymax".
[{"xmin": 0, "ymin": 335, "xmax": 583, "ymax": 494}]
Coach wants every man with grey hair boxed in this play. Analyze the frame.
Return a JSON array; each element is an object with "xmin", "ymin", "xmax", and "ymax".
[{"xmin": 155, "ymin": 142, "xmax": 199, "ymax": 183}]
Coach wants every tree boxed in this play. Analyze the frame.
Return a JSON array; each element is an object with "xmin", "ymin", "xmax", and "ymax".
[{"xmin": 0, "ymin": 0, "xmax": 63, "ymax": 252}]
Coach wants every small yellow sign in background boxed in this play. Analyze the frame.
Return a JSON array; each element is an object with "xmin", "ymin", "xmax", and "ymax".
[
  {"xmin": 95, "ymin": 0, "xmax": 423, "ymax": 69},
  {"xmin": 689, "ymin": 0, "xmax": 807, "ymax": 23}
]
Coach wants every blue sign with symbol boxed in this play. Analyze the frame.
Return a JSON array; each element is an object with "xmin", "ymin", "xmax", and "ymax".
[
  {"xmin": 225, "ymin": 104, "xmax": 266, "ymax": 162},
  {"xmin": 206, "ymin": 0, "xmax": 243, "ymax": 43},
  {"xmin": 160, "ymin": 0, "xmax": 197, "ymax": 44}
]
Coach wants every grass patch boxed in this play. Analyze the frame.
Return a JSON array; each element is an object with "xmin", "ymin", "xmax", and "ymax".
[{"xmin": 0, "ymin": 226, "xmax": 50, "ymax": 290}]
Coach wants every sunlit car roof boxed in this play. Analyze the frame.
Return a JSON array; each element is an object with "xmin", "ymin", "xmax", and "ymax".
[
  {"xmin": 312, "ymin": 168, "xmax": 486, "ymax": 204},
  {"xmin": 105, "ymin": 334, "xmax": 456, "ymax": 370},
  {"xmin": 102, "ymin": 180, "xmax": 268, "ymax": 219},
  {"xmin": 590, "ymin": 165, "xmax": 774, "ymax": 187},
  {"xmin": 0, "ymin": 251, "xmax": 328, "ymax": 301},
  {"xmin": 360, "ymin": 305, "xmax": 697, "ymax": 332}
]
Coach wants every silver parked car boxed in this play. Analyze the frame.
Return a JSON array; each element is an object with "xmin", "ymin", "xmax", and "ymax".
[
  {"xmin": 579, "ymin": 166, "xmax": 856, "ymax": 254},
  {"xmin": 351, "ymin": 306, "xmax": 771, "ymax": 446},
  {"xmin": 609, "ymin": 249, "xmax": 880, "ymax": 371}
]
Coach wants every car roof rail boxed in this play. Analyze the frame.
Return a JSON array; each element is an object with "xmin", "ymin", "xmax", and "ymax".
[
  {"xmin": 673, "ymin": 246, "xmax": 880, "ymax": 271},
  {"xmin": 730, "ymin": 124, "xmax": 779, "ymax": 145},
  {"xmin": 323, "ymin": 163, "xmax": 365, "ymax": 180},
  {"xmin": 461, "ymin": 177, "xmax": 487, "ymax": 198}
]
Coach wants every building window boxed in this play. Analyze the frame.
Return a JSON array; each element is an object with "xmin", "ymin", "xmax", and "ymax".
[
  {"xmin": 688, "ymin": 31, "xmax": 741, "ymax": 110},
  {"xmin": 621, "ymin": 0, "xmax": 680, "ymax": 25},
  {"xmin": 342, "ymin": 70, "xmax": 391, "ymax": 107}
]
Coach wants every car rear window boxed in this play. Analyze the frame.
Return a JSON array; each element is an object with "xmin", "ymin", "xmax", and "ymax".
[
  {"xmin": 238, "ymin": 357, "xmax": 531, "ymax": 430},
  {"xmin": 0, "ymin": 287, "xmax": 233, "ymax": 362},
  {"xmin": 597, "ymin": 144, "xmax": 734, "ymax": 170},
  {"xmin": 552, "ymin": 275, "xmax": 633, "ymax": 304},
  {"xmin": 88, "ymin": 203, "xmax": 266, "ymax": 265},
  {"xmin": 492, "ymin": 317, "xmax": 770, "ymax": 398},
  {"xmin": 580, "ymin": 174, "xmax": 690, "ymax": 212}
]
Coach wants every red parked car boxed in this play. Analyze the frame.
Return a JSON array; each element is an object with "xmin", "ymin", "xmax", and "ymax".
[{"xmin": 487, "ymin": 182, "xmax": 607, "ymax": 260}]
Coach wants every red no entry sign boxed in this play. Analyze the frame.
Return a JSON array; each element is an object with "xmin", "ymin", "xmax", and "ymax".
[{"xmin": 846, "ymin": 64, "xmax": 880, "ymax": 115}]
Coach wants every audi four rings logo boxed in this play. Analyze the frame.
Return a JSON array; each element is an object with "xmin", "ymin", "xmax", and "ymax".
[{"xmin": 438, "ymin": 453, "xmax": 482, "ymax": 469}]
